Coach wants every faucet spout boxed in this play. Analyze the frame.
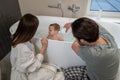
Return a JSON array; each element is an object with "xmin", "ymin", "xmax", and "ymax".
[{"xmin": 68, "ymin": 4, "xmax": 80, "ymax": 13}]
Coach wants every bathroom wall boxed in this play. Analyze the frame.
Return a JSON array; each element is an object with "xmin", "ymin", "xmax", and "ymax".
[
  {"xmin": 18, "ymin": 0, "xmax": 89, "ymax": 18},
  {"xmin": 0, "ymin": 0, "xmax": 21, "ymax": 60}
]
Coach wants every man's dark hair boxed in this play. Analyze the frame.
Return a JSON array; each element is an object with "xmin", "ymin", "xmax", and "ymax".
[{"xmin": 71, "ymin": 17, "xmax": 99, "ymax": 43}]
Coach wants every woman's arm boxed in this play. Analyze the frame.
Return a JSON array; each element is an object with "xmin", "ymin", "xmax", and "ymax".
[
  {"xmin": 16, "ymin": 38, "xmax": 48, "ymax": 73},
  {"xmin": 16, "ymin": 44, "xmax": 44, "ymax": 73},
  {"xmin": 40, "ymin": 38, "xmax": 48, "ymax": 54}
]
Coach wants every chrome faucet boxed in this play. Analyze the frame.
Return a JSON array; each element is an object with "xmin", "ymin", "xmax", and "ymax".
[
  {"xmin": 68, "ymin": 4, "xmax": 80, "ymax": 13},
  {"xmin": 48, "ymin": 3, "xmax": 61, "ymax": 9}
]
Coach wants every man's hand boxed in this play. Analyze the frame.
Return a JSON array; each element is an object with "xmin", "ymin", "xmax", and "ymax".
[{"xmin": 63, "ymin": 23, "xmax": 71, "ymax": 32}]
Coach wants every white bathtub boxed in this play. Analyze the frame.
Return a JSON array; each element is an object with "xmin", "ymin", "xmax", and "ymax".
[{"xmin": 10, "ymin": 16, "xmax": 120, "ymax": 68}]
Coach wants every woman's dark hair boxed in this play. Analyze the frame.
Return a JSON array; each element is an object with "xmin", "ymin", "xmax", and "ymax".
[
  {"xmin": 11, "ymin": 13, "xmax": 39, "ymax": 46},
  {"xmin": 71, "ymin": 17, "xmax": 99, "ymax": 43},
  {"xmin": 49, "ymin": 23, "xmax": 60, "ymax": 31}
]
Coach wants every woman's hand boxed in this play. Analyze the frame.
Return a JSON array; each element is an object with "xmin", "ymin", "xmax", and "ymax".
[
  {"xmin": 40, "ymin": 38, "xmax": 48, "ymax": 54},
  {"xmin": 64, "ymin": 23, "xmax": 72, "ymax": 32}
]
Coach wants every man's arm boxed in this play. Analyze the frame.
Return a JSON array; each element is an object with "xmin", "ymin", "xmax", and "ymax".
[
  {"xmin": 72, "ymin": 39, "xmax": 80, "ymax": 54},
  {"xmin": 64, "ymin": 22, "xmax": 72, "ymax": 32}
]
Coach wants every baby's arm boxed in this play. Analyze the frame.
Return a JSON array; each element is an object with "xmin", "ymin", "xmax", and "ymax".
[{"xmin": 58, "ymin": 35, "xmax": 64, "ymax": 41}]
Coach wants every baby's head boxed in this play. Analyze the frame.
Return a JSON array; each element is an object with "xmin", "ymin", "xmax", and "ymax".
[{"xmin": 48, "ymin": 23, "xmax": 60, "ymax": 35}]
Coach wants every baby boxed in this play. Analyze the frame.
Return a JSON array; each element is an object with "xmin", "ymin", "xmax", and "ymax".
[{"xmin": 47, "ymin": 23, "xmax": 64, "ymax": 41}]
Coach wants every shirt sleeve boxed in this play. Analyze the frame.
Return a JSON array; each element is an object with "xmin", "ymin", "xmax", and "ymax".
[
  {"xmin": 99, "ymin": 25, "xmax": 111, "ymax": 36},
  {"xmin": 99, "ymin": 25, "xmax": 117, "ymax": 48},
  {"xmin": 16, "ymin": 44, "xmax": 44, "ymax": 73}
]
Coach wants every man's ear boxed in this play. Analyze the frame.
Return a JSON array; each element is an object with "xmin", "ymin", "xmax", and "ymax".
[
  {"xmin": 80, "ymin": 39, "xmax": 89, "ymax": 45},
  {"xmin": 80, "ymin": 39, "xmax": 84, "ymax": 43}
]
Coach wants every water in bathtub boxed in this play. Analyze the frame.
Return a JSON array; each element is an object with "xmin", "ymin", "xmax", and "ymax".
[{"xmin": 35, "ymin": 28, "xmax": 75, "ymax": 42}]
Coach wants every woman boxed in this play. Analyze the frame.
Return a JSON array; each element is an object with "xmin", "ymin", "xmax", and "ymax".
[{"xmin": 10, "ymin": 13, "xmax": 48, "ymax": 80}]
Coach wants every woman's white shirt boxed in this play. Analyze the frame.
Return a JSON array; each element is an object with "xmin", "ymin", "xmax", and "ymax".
[{"xmin": 10, "ymin": 41, "xmax": 43, "ymax": 73}]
